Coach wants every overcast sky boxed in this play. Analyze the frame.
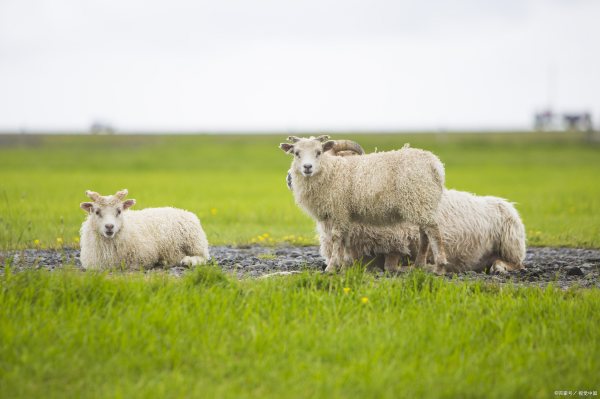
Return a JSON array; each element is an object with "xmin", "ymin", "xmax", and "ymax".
[{"xmin": 0, "ymin": 0, "xmax": 598, "ymax": 132}]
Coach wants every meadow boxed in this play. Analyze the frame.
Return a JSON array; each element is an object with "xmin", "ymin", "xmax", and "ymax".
[
  {"xmin": 1, "ymin": 266, "xmax": 599, "ymax": 398},
  {"xmin": 1, "ymin": 132, "xmax": 599, "ymax": 398},
  {"xmin": 0, "ymin": 132, "xmax": 599, "ymax": 249}
]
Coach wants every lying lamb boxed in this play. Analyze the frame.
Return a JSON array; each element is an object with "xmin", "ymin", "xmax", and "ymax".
[
  {"xmin": 79, "ymin": 189, "xmax": 209, "ymax": 270},
  {"xmin": 281, "ymin": 135, "xmax": 448, "ymax": 272}
]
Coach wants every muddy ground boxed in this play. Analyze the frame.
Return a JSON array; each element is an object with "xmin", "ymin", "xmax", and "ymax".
[{"xmin": 2, "ymin": 246, "xmax": 599, "ymax": 289}]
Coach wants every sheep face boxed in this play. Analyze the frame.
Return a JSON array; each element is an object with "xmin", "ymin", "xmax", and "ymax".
[
  {"xmin": 80, "ymin": 190, "xmax": 136, "ymax": 239},
  {"xmin": 280, "ymin": 138, "xmax": 335, "ymax": 177}
]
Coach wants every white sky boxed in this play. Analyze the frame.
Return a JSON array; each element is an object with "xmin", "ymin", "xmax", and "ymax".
[{"xmin": 0, "ymin": 0, "xmax": 599, "ymax": 132}]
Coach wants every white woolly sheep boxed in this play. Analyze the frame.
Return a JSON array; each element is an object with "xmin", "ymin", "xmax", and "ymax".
[
  {"xmin": 79, "ymin": 189, "xmax": 209, "ymax": 270},
  {"xmin": 280, "ymin": 135, "xmax": 448, "ymax": 272},
  {"xmin": 318, "ymin": 189, "xmax": 526, "ymax": 274}
]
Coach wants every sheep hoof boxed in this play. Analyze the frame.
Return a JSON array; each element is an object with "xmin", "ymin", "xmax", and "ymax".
[
  {"xmin": 490, "ymin": 260, "xmax": 509, "ymax": 274},
  {"xmin": 384, "ymin": 265, "xmax": 401, "ymax": 273},
  {"xmin": 324, "ymin": 264, "xmax": 338, "ymax": 273},
  {"xmin": 180, "ymin": 256, "xmax": 207, "ymax": 267},
  {"xmin": 422, "ymin": 263, "xmax": 446, "ymax": 275}
]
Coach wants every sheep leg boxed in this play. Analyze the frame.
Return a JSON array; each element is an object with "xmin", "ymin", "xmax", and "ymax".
[
  {"xmin": 415, "ymin": 228, "xmax": 430, "ymax": 267},
  {"xmin": 325, "ymin": 251, "xmax": 341, "ymax": 273},
  {"xmin": 384, "ymin": 252, "xmax": 402, "ymax": 272},
  {"xmin": 421, "ymin": 223, "xmax": 448, "ymax": 268},
  {"xmin": 325, "ymin": 227, "xmax": 344, "ymax": 273},
  {"xmin": 342, "ymin": 245, "xmax": 358, "ymax": 267},
  {"xmin": 325, "ymin": 241, "xmax": 343, "ymax": 273}
]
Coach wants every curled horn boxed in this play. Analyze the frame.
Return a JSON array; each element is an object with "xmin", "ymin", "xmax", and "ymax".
[
  {"xmin": 85, "ymin": 190, "xmax": 101, "ymax": 202},
  {"xmin": 287, "ymin": 136, "xmax": 301, "ymax": 143},
  {"xmin": 115, "ymin": 189, "xmax": 129, "ymax": 200},
  {"xmin": 331, "ymin": 140, "xmax": 365, "ymax": 155}
]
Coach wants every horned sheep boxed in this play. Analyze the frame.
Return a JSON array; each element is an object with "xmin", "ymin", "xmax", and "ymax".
[
  {"xmin": 79, "ymin": 189, "xmax": 210, "ymax": 270},
  {"xmin": 280, "ymin": 135, "xmax": 448, "ymax": 272}
]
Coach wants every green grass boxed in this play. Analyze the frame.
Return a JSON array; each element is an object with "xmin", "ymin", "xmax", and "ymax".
[
  {"xmin": 1, "ymin": 132, "xmax": 598, "ymax": 397},
  {"xmin": 1, "ymin": 266, "xmax": 598, "ymax": 398},
  {"xmin": 0, "ymin": 132, "xmax": 599, "ymax": 249}
]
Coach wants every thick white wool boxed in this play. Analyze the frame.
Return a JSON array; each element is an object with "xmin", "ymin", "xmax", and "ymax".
[
  {"xmin": 285, "ymin": 137, "xmax": 447, "ymax": 269},
  {"xmin": 290, "ymin": 146, "xmax": 445, "ymax": 226},
  {"xmin": 80, "ymin": 207, "xmax": 209, "ymax": 270},
  {"xmin": 318, "ymin": 189, "xmax": 526, "ymax": 272}
]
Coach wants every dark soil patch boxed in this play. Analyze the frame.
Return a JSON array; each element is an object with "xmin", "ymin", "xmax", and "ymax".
[{"xmin": 2, "ymin": 246, "xmax": 599, "ymax": 289}]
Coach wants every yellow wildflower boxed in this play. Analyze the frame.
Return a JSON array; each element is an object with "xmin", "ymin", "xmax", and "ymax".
[
  {"xmin": 343, "ymin": 287, "xmax": 351, "ymax": 294},
  {"xmin": 56, "ymin": 237, "xmax": 63, "ymax": 245},
  {"xmin": 33, "ymin": 239, "xmax": 40, "ymax": 247},
  {"xmin": 361, "ymin": 297, "xmax": 369, "ymax": 304},
  {"xmin": 210, "ymin": 208, "xmax": 218, "ymax": 215}
]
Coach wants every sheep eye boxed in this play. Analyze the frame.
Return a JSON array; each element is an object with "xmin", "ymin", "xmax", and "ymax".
[
  {"xmin": 295, "ymin": 151, "xmax": 300, "ymax": 157},
  {"xmin": 316, "ymin": 150, "xmax": 321, "ymax": 156},
  {"xmin": 116, "ymin": 209, "xmax": 121, "ymax": 216},
  {"xmin": 95, "ymin": 210, "xmax": 101, "ymax": 216}
]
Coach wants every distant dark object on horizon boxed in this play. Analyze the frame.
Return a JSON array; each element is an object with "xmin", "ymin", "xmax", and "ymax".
[
  {"xmin": 534, "ymin": 110, "xmax": 593, "ymax": 132},
  {"xmin": 90, "ymin": 121, "xmax": 115, "ymax": 135}
]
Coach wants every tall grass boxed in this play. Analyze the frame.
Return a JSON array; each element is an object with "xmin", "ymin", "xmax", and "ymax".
[{"xmin": 1, "ymin": 266, "xmax": 599, "ymax": 398}]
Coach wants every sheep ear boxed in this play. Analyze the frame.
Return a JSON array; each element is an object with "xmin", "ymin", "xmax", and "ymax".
[
  {"xmin": 122, "ymin": 199, "xmax": 136, "ymax": 210},
  {"xmin": 279, "ymin": 143, "xmax": 294, "ymax": 154},
  {"xmin": 287, "ymin": 136, "xmax": 301, "ymax": 143},
  {"xmin": 322, "ymin": 140, "xmax": 336, "ymax": 152},
  {"xmin": 80, "ymin": 202, "xmax": 94, "ymax": 213}
]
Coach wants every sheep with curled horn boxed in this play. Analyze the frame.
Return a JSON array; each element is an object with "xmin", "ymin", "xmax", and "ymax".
[
  {"xmin": 280, "ymin": 135, "xmax": 448, "ymax": 272},
  {"xmin": 285, "ymin": 142, "xmax": 526, "ymax": 274}
]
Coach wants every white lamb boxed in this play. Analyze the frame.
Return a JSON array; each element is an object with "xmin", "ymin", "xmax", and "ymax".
[
  {"xmin": 79, "ymin": 189, "xmax": 209, "ymax": 270},
  {"xmin": 280, "ymin": 135, "xmax": 448, "ymax": 272}
]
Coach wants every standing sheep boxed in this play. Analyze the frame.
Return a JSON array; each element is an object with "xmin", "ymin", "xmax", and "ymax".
[
  {"xmin": 79, "ymin": 189, "xmax": 209, "ymax": 270},
  {"xmin": 280, "ymin": 135, "xmax": 448, "ymax": 272},
  {"xmin": 285, "ymin": 140, "xmax": 526, "ymax": 274}
]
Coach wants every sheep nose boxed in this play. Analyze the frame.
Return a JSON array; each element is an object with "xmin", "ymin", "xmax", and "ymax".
[
  {"xmin": 105, "ymin": 224, "xmax": 114, "ymax": 230},
  {"xmin": 303, "ymin": 163, "xmax": 313, "ymax": 171}
]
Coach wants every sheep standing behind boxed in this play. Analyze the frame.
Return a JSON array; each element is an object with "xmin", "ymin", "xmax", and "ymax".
[
  {"xmin": 318, "ymin": 189, "xmax": 526, "ymax": 273},
  {"xmin": 79, "ymin": 189, "xmax": 209, "ymax": 270},
  {"xmin": 280, "ymin": 136, "xmax": 448, "ymax": 272}
]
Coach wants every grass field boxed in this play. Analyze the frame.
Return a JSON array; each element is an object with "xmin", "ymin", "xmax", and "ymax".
[
  {"xmin": 1, "ymin": 132, "xmax": 599, "ymax": 398},
  {"xmin": 1, "ymin": 266, "xmax": 599, "ymax": 399},
  {"xmin": 0, "ymin": 132, "xmax": 599, "ymax": 250}
]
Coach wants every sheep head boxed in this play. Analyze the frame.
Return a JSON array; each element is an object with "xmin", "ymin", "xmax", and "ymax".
[
  {"xmin": 279, "ymin": 136, "xmax": 336, "ymax": 177},
  {"xmin": 282, "ymin": 137, "xmax": 364, "ymax": 190},
  {"xmin": 80, "ymin": 189, "xmax": 136, "ymax": 239}
]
